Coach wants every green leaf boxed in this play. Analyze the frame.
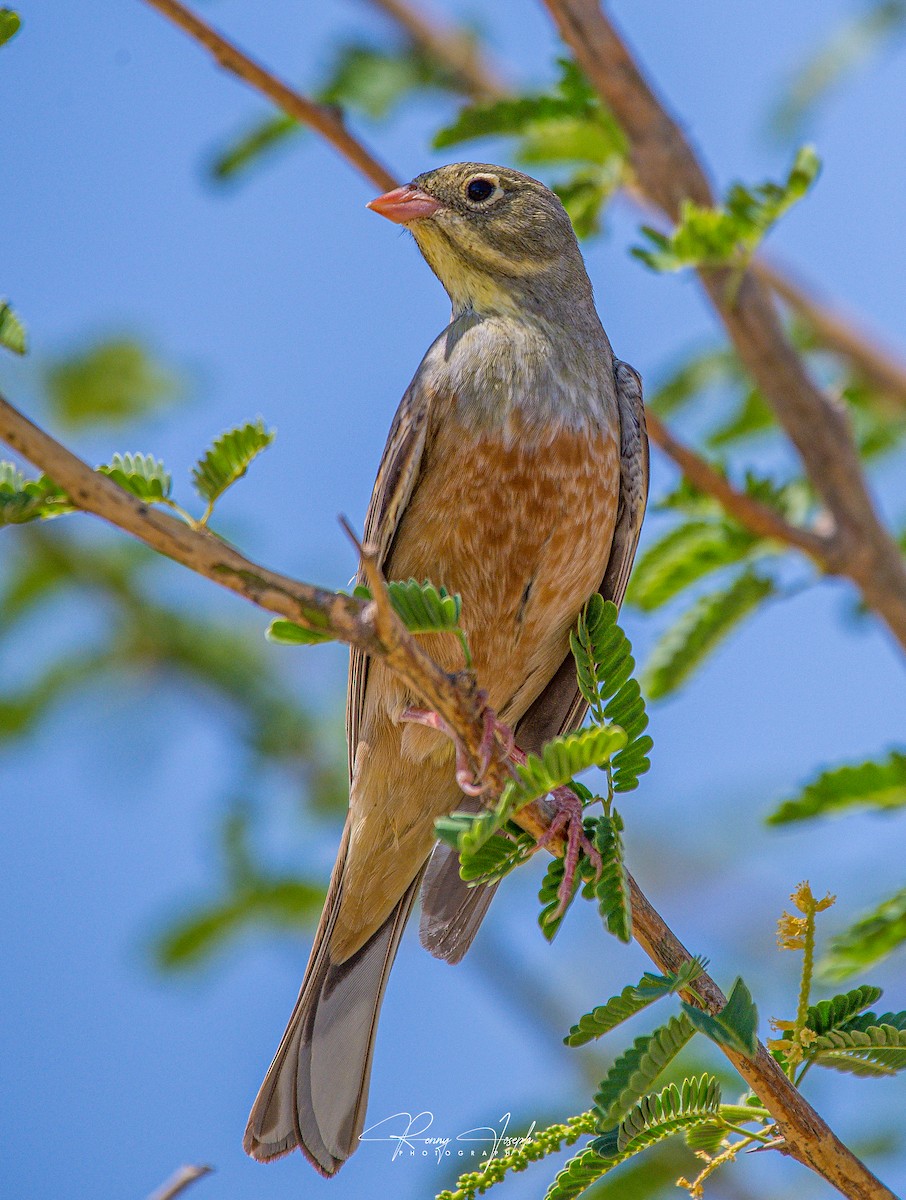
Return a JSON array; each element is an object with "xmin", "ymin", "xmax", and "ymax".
[
  {"xmin": 570, "ymin": 596, "xmax": 653, "ymax": 791},
  {"xmin": 627, "ymin": 519, "xmax": 761, "ymax": 613},
  {"xmin": 544, "ymin": 1147, "xmax": 620, "ymax": 1200},
  {"xmin": 0, "ymin": 298, "xmax": 26, "ymax": 354},
  {"xmin": 457, "ymin": 827, "xmax": 534, "ymax": 884},
  {"xmin": 154, "ymin": 877, "xmax": 325, "ymax": 969},
  {"xmin": 593, "ymin": 1014, "xmax": 696, "ymax": 1127},
  {"xmin": 684, "ymin": 1119, "xmax": 728, "ymax": 1153},
  {"xmin": 0, "ymin": 10, "xmax": 19, "ymax": 48},
  {"xmin": 359, "ymin": 578, "xmax": 463, "ymax": 635},
  {"xmin": 821, "ymin": 886, "xmax": 906, "ymax": 979},
  {"xmin": 508, "ymin": 724, "xmax": 627, "ymax": 811},
  {"xmin": 643, "ymin": 569, "xmax": 775, "ymax": 700},
  {"xmin": 805, "ymin": 985, "xmax": 884, "ymax": 1035},
  {"xmin": 595, "ymin": 1074, "xmax": 722, "ymax": 1157},
  {"xmin": 192, "ymin": 418, "xmax": 274, "ymax": 510},
  {"xmin": 210, "ymin": 112, "xmax": 300, "ymax": 182},
  {"xmin": 769, "ymin": 750, "xmax": 906, "ymax": 824},
  {"xmin": 707, "ymin": 387, "xmax": 775, "ymax": 447},
  {"xmin": 648, "ymin": 344, "xmax": 744, "ymax": 419},
  {"xmin": 808, "ymin": 1024, "xmax": 906, "ymax": 1077},
  {"xmin": 681, "ymin": 977, "xmax": 758, "ymax": 1056},
  {"xmin": 265, "ymin": 618, "xmax": 335, "ymax": 646},
  {"xmin": 633, "ymin": 147, "xmax": 821, "ymax": 271},
  {"xmin": 565, "ymin": 958, "xmax": 708, "ymax": 1045},
  {"xmin": 0, "ymin": 462, "xmax": 71, "ymax": 525},
  {"xmin": 594, "ymin": 811, "xmax": 631, "ymax": 942},
  {"xmin": 98, "ymin": 452, "xmax": 172, "ymax": 502},
  {"xmin": 554, "ymin": 168, "xmax": 620, "ymax": 239},
  {"xmin": 45, "ymin": 339, "xmax": 182, "ymax": 427}
]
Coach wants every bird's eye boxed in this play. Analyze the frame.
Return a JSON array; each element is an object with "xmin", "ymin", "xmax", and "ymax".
[{"xmin": 466, "ymin": 176, "xmax": 501, "ymax": 204}]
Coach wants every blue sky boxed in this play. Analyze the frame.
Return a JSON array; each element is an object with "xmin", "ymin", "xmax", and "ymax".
[{"xmin": 2, "ymin": 2, "xmax": 906, "ymax": 1198}]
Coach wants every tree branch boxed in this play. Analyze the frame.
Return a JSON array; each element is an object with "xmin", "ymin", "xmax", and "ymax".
[
  {"xmin": 644, "ymin": 411, "xmax": 830, "ymax": 562},
  {"xmin": 541, "ymin": 0, "xmax": 906, "ymax": 653},
  {"xmin": 1, "ymin": 392, "xmax": 895, "ymax": 1198},
  {"xmin": 146, "ymin": 1165, "xmax": 212, "ymax": 1200},
  {"xmin": 0, "ymin": 391, "xmax": 552, "ymax": 851}
]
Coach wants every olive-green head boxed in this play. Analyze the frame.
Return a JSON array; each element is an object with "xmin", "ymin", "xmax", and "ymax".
[{"xmin": 368, "ymin": 162, "xmax": 594, "ymax": 320}]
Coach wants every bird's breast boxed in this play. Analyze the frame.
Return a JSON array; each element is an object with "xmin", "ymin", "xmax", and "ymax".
[{"xmin": 383, "ymin": 401, "xmax": 621, "ymax": 731}]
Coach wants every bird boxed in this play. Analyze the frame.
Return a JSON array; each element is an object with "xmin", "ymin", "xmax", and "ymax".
[{"xmin": 243, "ymin": 162, "xmax": 648, "ymax": 1175}]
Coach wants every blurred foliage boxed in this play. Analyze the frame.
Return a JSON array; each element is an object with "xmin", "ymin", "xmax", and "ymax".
[
  {"xmin": 0, "ymin": 298, "xmax": 27, "ymax": 354},
  {"xmin": 1, "ymin": 339, "xmax": 346, "ymax": 974},
  {"xmin": 633, "ymin": 146, "xmax": 820, "ymax": 272},
  {"xmin": 823, "ymin": 888, "xmax": 906, "ymax": 980},
  {"xmin": 45, "ymin": 338, "xmax": 183, "ymax": 427},
  {"xmin": 769, "ymin": 750, "xmax": 906, "ymax": 824},
  {"xmin": 771, "ymin": 1, "xmax": 906, "ymax": 139},
  {"xmin": 0, "ymin": 8, "xmax": 19, "ymax": 48}
]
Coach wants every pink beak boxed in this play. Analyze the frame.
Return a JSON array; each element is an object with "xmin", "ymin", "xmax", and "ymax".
[{"xmin": 367, "ymin": 184, "xmax": 442, "ymax": 224}]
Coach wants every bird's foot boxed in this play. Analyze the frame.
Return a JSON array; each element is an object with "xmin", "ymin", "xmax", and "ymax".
[
  {"xmin": 531, "ymin": 780, "xmax": 602, "ymax": 916},
  {"xmin": 400, "ymin": 700, "xmax": 515, "ymax": 797}
]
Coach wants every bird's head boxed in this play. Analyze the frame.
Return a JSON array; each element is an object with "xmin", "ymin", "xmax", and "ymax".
[{"xmin": 368, "ymin": 163, "xmax": 593, "ymax": 320}]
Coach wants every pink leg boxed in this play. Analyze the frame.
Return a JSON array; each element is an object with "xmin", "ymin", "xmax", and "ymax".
[
  {"xmin": 401, "ymin": 706, "xmax": 600, "ymax": 915},
  {"xmin": 399, "ymin": 705, "xmax": 498, "ymax": 797}
]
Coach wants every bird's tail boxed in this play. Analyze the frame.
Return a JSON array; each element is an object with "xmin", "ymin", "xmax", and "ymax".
[{"xmin": 243, "ymin": 822, "xmax": 423, "ymax": 1175}]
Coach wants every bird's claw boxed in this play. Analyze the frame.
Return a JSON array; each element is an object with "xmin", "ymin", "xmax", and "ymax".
[
  {"xmin": 399, "ymin": 703, "xmax": 514, "ymax": 797},
  {"xmin": 400, "ymin": 706, "xmax": 599, "ymax": 912},
  {"xmin": 534, "ymin": 784, "xmax": 601, "ymax": 916}
]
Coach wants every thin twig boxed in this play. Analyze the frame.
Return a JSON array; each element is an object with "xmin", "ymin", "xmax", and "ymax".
[
  {"xmin": 644, "ymin": 411, "xmax": 830, "ymax": 562},
  {"xmin": 146, "ymin": 1164, "xmax": 212, "ymax": 1200}
]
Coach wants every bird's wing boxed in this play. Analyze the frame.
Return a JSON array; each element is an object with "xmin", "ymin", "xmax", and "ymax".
[
  {"xmin": 346, "ymin": 380, "xmax": 435, "ymax": 776},
  {"xmin": 420, "ymin": 359, "xmax": 648, "ymax": 964}
]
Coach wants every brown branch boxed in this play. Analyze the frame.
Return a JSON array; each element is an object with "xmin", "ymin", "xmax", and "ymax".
[
  {"xmin": 146, "ymin": 1165, "xmax": 212, "ymax": 1200},
  {"xmin": 541, "ymin": 0, "xmax": 906, "ymax": 654},
  {"xmin": 141, "ymin": 0, "xmax": 396, "ymax": 192},
  {"xmin": 0, "ymin": 391, "xmax": 554, "ymax": 850},
  {"xmin": 644, "ymin": 411, "xmax": 830, "ymax": 562},
  {"xmin": 1, "ymin": 391, "xmax": 895, "ymax": 1197}
]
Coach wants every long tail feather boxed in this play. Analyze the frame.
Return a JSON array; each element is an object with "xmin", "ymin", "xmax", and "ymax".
[{"xmin": 244, "ymin": 825, "xmax": 424, "ymax": 1174}]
